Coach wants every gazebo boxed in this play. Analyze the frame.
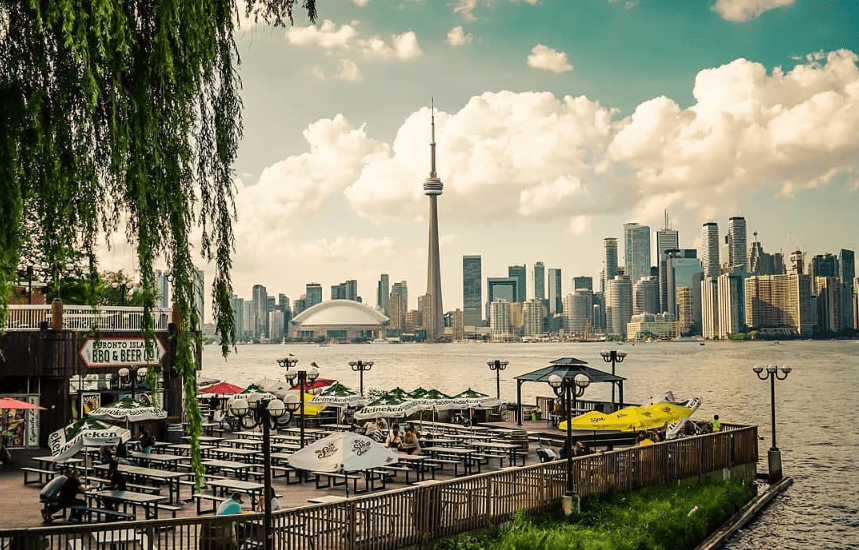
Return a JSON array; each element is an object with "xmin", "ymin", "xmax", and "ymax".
[{"xmin": 513, "ymin": 357, "xmax": 626, "ymax": 425}]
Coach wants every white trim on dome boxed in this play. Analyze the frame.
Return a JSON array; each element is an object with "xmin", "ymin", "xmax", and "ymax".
[{"xmin": 291, "ymin": 299, "xmax": 389, "ymax": 326}]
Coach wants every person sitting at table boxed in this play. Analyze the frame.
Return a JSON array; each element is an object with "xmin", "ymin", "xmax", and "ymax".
[
  {"xmin": 115, "ymin": 440, "xmax": 130, "ymax": 465},
  {"xmin": 256, "ymin": 487, "xmax": 280, "ymax": 512},
  {"xmin": 101, "ymin": 460, "xmax": 127, "ymax": 513},
  {"xmin": 208, "ymin": 395, "xmax": 220, "ymax": 422},
  {"xmin": 58, "ymin": 469, "xmax": 88, "ymax": 523},
  {"xmin": 386, "ymin": 423, "xmax": 402, "ymax": 449},
  {"xmin": 139, "ymin": 429, "xmax": 155, "ymax": 455},
  {"xmin": 400, "ymin": 427, "xmax": 421, "ymax": 455},
  {"xmin": 216, "ymin": 492, "xmax": 244, "ymax": 516},
  {"xmin": 99, "ymin": 445, "xmax": 113, "ymax": 464}
]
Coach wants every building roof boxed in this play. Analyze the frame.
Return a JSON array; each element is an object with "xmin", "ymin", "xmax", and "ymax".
[
  {"xmin": 515, "ymin": 357, "xmax": 625, "ymax": 384},
  {"xmin": 291, "ymin": 299, "xmax": 388, "ymax": 327}
]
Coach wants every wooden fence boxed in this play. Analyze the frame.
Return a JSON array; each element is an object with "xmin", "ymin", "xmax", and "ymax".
[{"xmin": 0, "ymin": 426, "xmax": 758, "ymax": 550}]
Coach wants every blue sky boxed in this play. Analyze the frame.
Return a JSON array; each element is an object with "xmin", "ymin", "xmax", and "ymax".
[{"xmin": 102, "ymin": 0, "xmax": 859, "ymax": 319}]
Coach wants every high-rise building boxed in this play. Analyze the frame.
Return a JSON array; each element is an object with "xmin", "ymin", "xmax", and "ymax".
[
  {"xmin": 268, "ymin": 310, "xmax": 284, "ymax": 343},
  {"xmin": 489, "ymin": 299, "xmax": 512, "ymax": 341},
  {"xmin": 717, "ymin": 272, "xmax": 746, "ymax": 338},
  {"xmin": 305, "ymin": 283, "xmax": 322, "ymax": 308},
  {"xmin": 377, "ymin": 274, "xmax": 390, "ymax": 316},
  {"xmin": 572, "ymin": 276, "xmax": 593, "ymax": 291},
  {"xmin": 656, "ymin": 214, "xmax": 679, "ymax": 315},
  {"xmin": 603, "ymin": 238, "xmax": 619, "ymax": 291},
  {"xmin": 745, "ymin": 273, "xmax": 816, "ymax": 337},
  {"xmin": 701, "ymin": 222, "xmax": 720, "ymax": 278},
  {"xmin": 633, "ymin": 276, "xmax": 658, "ymax": 315},
  {"xmin": 508, "ymin": 265, "xmax": 527, "ymax": 303},
  {"xmin": 676, "ymin": 287, "xmax": 695, "ymax": 334},
  {"xmin": 487, "ymin": 277, "xmax": 518, "ymax": 304},
  {"xmin": 252, "ymin": 284, "xmax": 268, "ymax": 340},
  {"xmin": 607, "ymin": 275, "xmax": 632, "ymax": 336},
  {"xmin": 810, "ymin": 253, "xmax": 838, "ymax": 281},
  {"xmin": 701, "ymin": 277, "xmax": 719, "ymax": 340},
  {"xmin": 231, "ymin": 294, "xmax": 244, "ymax": 341},
  {"xmin": 815, "ymin": 277, "xmax": 843, "ymax": 334},
  {"xmin": 293, "ymin": 296, "xmax": 306, "ymax": 316},
  {"xmin": 522, "ymin": 299, "xmax": 542, "ymax": 337},
  {"xmin": 838, "ymin": 249, "xmax": 855, "ymax": 331},
  {"xmin": 548, "ymin": 269, "xmax": 562, "ymax": 315},
  {"xmin": 749, "ymin": 232, "xmax": 785, "ymax": 275},
  {"xmin": 564, "ymin": 289, "xmax": 593, "ymax": 335},
  {"xmin": 533, "ymin": 262, "xmax": 545, "ymax": 302},
  {"xmin": 242, "ymin": 301, "xmax": 253, "ymax": 340},
  {"xmin": 727, "ymin": 217, "xmax": 748, "ymax": 272},
  {"xmin": 665, "ymin": 250, "xmax": 702, "ymax": 321},
  {"xmin": 420, "ymin": 293, "xmax": 436, "ymax": 338},
  {"xmin": 423, "ymin": 104, "xmax": 444, "ymax": 342},
  {"xmin": 452, "ymin": 309, "xmax": 465, "ymax": 341},
  {"xmin": 789, "ymin": 251, "xmax": 804, "ymax": 275},
  {"xmin": 623, "ymin": 223, "xmax": 651, "ymax": 284},
  {"xmin": 462, "ymin": 256, "xmax": 482, "ymax": 326},
  {"xmin": 266, "ymin": 295, "xmax": 276, "ymax": 335},
  {"xmin": 389, "ymin": 291, "xmax": 405, "ymax": 332},
  {"xmin": 391, "ymin": 281, "xmax": 408, "ymax": 312}
]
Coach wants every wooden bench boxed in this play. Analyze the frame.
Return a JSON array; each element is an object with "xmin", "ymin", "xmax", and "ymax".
[
  {"xmin": 373, "ymin": 465, "xmax": 419, "ymax": 484},
  {"xmin": 424, "ymin": 458, "xmax": 467, "ymax": 477},
  {"xmin": 159, "ymin": 503, "xmax": 183, "ymax": 519},
  {"xmin": 194, "ymin": 493, "xmax": 222, "ymax": 515},
  {"xmin": 22, "ymin": 467, "xmax": 57, "ymax": 486},
  {"xmin": 70, "ymin": 505, "xmax": 135, "ymax": 523},
  {"xmin": 473, "ymin": 453, "xmax": 506, "ymax": 468},
  {"xmin": 310, "ymin": 471, "xmax": 361, "ymax": 490}
]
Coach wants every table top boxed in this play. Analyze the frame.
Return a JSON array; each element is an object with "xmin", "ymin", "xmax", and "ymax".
[
  {"xmin": 307, "ymin": 495, "xmax": 347, "ymax": 504},
  {"xmin": 203, "ymin": 459, "xmax": 252, "ymax": 470},
  {"xmin": 34, "ymin": 456, "xmax": 83, "ymax": 465},
  {"xmin": 214, "ymin": 447, "xmax": 258, "ymax": 457},
  {"xmin": 167, "ymin": 443, "xmax": 213, "ymax": 451},
  {"xmin": 208, "ymin": 478, "xmax": 264, "ymax": 492},
  {"xmin": 94, "ymin": 489, "xmax": 167, "ymax": 505},
  {"xmin": 129, "ymin": 451, "xmax": 184, "ymax": 462},
  {"xmin": 95, "ymin": 463, "xmax": 185, "ymax": 480},
  {"xmin": 183, "ymin": 435, "xmax": 223, "ymax": 443},
  {"xmin": 423, "ymin": 447, "xmax": 474, "ymax": 456},
  {"xmin": 472, "ymin": 441, "xmax": 519, "ymax": 450},
  {"xmin": 396, "ymin": 454, "xmax": 425, "ymax": 462}
]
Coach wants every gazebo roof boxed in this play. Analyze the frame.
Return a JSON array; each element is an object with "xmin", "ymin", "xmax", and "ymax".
[{"xmin": 515, "ymin": 357, "xmax": 625, "ymax": 384}]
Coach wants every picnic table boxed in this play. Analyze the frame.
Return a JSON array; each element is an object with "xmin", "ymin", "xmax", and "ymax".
[
  {"xmin": 471, "ymin": 441, "xmax": 522, "ymax": 466},
  {"xmin": 89, "ymin": 489, "xmax": 167, "ymax": 520},
  {"xmin": 208, "ymin": 479, "xmax": 265, "ymax": 509},
  {"xmin": 421, "ymin": 446, "xmax": 480, "ymax": 476},
  {"xmin": 33, "ymin": 455, "xmax": 83, "ymax": 471},
  {"xmin": 166, "ymin": 443, "xmax": 214, "ymax": 455},
  {"xmin": 182, "ymin": 435, "xmax": 223, "ymax": 445},
  {"xmin": 94, "ymin": 463, "xmax": 184, "ymax": 504},
  {"xmin": 70, "ymin": 528, "xmax": 155, "ymax": 550},
  {"xmin": 203, "ymin": 459, "xmax": 253, "ymax": 480},
  {"xmin": 210, "ymin": 447, "xmax": 259, "ymax": 463},
  {"xmin": 128, "ymin": 451, "xmax": 185, "ymax": 470}
]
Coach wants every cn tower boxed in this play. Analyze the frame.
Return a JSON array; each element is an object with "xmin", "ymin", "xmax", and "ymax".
[{"xmin": 424, "ymin": 101, "xmax": 444, "ymax": 342}]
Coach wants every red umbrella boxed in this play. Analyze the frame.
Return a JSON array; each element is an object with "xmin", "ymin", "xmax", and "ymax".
[
  {"xmin": 0, "ymin": 397, "xmax": 45, "ymax": 410},
  {"xmin": 291, "ymin": 378, "xmax": 336, "ymax": 391},
  {"xmin": 200, "ymin": 382, "xmax": 244, "ymax": 395}
]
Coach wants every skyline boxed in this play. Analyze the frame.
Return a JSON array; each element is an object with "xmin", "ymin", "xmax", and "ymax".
[{"xmin": 93, "ymin": 0, "xmax": 859, "ymax": 321}]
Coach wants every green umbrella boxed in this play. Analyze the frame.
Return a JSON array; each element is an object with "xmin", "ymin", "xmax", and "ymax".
[
  {"xmin": 310, "ymin": 381, "xmax": 367, "ymax": 408},
  {"xmin": 354, "ymin": 391, "xmax": 421, "ymax": 421}
]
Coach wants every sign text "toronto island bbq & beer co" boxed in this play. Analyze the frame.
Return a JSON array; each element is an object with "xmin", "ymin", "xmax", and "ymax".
[{"xmin": 79, "ymin": 337, "xmax": 167, "ymax": 368}]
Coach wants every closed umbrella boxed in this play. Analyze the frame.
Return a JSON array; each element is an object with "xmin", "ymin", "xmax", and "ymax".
[
  {"xmin": 49, "ymin": 417, "xmax": 131, "ymax": 461},
  {"xmin": 287, "ymin": 431, "xmax": 397, "ymax": 496},
  {"xmin": 89, "ymin": 396, "xmax": 167, "ymax": 424}
]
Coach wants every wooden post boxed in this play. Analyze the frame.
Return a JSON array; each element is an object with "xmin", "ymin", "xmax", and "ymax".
[{"xmin": 50, "ymin": 298, "xmax": 63, "ymax": 331}]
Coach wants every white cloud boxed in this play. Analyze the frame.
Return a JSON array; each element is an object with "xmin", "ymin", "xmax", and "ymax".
[
  {"xmin": 454, "ymin": 0, "xmax": 540, "ymax": 22},
  {"xmin": 348, "ymin": 0, "xmax": 371, "ymax": 6},
  {"xmin": 336, "ymin": 59, "xmax": 362, "ymax": 81},
  {"xmin": 446, "ymin": 26, "xmax": 473, "ymax": 46},
  {"xmin": 527, "ymin": 44, "xmax": 573, "ymax": 73},
  {"xmin": 287, "ymin": 20, "xmax": 422, "ymax": 60},
  {"xmin": 712, "ymin": 0, "xmax": 797, "ymax": 22},
  {"xmin": 311, "ymin": 66, "xmax": 326, "ymax": 80},
  {"xmin": 568, "ymin": 215, "xmax": 593, "ymax": 236}
]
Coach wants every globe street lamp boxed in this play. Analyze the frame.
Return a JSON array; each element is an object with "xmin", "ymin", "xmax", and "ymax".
[
  {"xmin": 600, "ymin": 349, "xmax": 627, "ymax": 411},
  {"xmin": 349, "ymin": 360, "xmax": 374, "ymax": 397},
  {"xmin": 118, "ymin": 367, "xmax": 147, "ymax": 401},
  {"xmin": 753, "ymin": 364, "xmax": 791, "ymax": 482},
  {"xmin": 486, "ymin": 360, "xmax": 509, "ymax": 400},
  {"xmin": 112, "ymin": 281, "xmax": 133, "ymax": 306},
  {"xmin": 282, "ymin": 362, "xmax": 319, "ymax": 448},
  {"xmin": 548, "ymin": 373, "xmax": 591, "ymax": 496},
  {"xmin": 228, "ymin": 397, "xmax": 286, "ymax": 550}
]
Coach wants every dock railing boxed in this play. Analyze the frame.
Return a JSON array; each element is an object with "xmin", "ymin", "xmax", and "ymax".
[{"xmin": 0, "ymin": 426, "xmax": 758, "ymax": 550}]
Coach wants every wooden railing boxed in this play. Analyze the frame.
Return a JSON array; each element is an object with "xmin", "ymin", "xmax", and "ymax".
[
  {"xmin": 0, "ymin": 427, "xmax": 758, "ymax": 550},
  {"xmin": 4, "ymin": 304, "xmax": 173, "ymax": 332}
]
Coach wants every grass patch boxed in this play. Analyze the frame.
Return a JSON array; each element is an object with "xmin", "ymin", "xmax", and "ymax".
[{"xmin": 430, "ymin": 479, "xmax": 754, "ymax": 550}]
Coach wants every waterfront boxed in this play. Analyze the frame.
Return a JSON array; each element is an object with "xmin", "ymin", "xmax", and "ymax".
[{"xmin": 203, "ymin": 339, "xmax": 859, "ymax": 550}]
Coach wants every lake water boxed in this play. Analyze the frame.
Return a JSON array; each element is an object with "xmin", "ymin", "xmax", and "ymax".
[{"xmin": 202, "ymin": 340, "xmax": 859, "ymax": 549}]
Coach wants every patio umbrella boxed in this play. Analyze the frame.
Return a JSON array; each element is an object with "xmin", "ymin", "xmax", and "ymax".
[
  {"xmin": 310, "ymin": 381, "xmax": 367, "ymax": 409},
  {"xmin": 385, "ymin": 387, "xmax": 411, "ymax": 401},
  {"xmin": 287, "ymin": 431, "xmax": 397, "ymax": 496},
  {"xmin": 408, "ymin": 388, "xmax": 459, "ymax": 425},
  {"xmin": 452, "ymin": 388, "xmax": 502, "ymax": 409},
  {"xmin": 0, "ymin": 398, "xmax": 45, "ymax": 461},
  {"xmin": 562, "ymin": 403, "xmax": 696, "ymax": 432},
  {"xmin": 238, "ymin": 384, "xmax": 276, "ymax": 402},
  {"xmin": 89, "ymin": 396, "xmax": 167, "ymax": 424},
  {"xmin": 290, "ymin": 378, "xmax": 336, "ymax": 394},
  {"xmin": 49, "ymin": 417, "xmax": 131, "ymax": 461},
  {"xmin": 353, "ymin": 392, "xmax": 421, "ymax": 421},
  {"xmin": 200, "ymin": 382, "xmax": 244, "ymax": 395}
]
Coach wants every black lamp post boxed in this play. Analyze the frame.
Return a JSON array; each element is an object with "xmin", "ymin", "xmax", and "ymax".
[
  {"xmin": 548, "ymin": 373, "xmax": 590, "ymax": 495},
  {"xmin": 282, "ymin": 360, "xmax": 319, "ymax": 448},
  {"xmin": 228, "ymin": 396, "xmax": 286, "ymax": 550},
  {"xmin": 753, "ymin": 364, "xmax": 791, "ymax": 482},
  {"xmin": 118, "ymin": 367, "xmax": 146, "ymax": 400},
  {"xmin": 486, "ymin": 360, "xmax": 509, "ymax": 400},
  {"xmin": 600, "ymin": 349, "xmax": 627, "ymax": 411},
  {"xmin": 112, "ymin": 281, "xmax": 132, "ymax": 306},
  {"xmin": 26, "ymin": 265, "xmax": 33, "ymax": 304},
  {"xmin": 349, "ymin": 360, "xmax": 373, "ymax": 397}
]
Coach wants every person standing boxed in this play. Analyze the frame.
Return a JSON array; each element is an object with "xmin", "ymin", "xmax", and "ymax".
[{"xmin": 710, "ymin": 414, "xmax": 722, "ymax": 432}]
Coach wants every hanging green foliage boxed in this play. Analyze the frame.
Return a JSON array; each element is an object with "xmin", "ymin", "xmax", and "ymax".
[{"xmin": 0, "ymin": 0, "xmax": 317, "ymax": 487}]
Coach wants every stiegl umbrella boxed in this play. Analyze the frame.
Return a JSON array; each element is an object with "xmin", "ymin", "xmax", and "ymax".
[{"xmin": 287, "ymin": 432, "xmax": 397, "ymax": 496}]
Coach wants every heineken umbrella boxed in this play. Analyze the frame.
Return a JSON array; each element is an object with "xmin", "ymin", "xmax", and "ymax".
[
  {"xmin": 239, "ymin": 384, "xmax": 276, "ymax": 402},
  {"xmin": 407, "ymin": 387, "xmax": 430, "ymax": 400},
  {"xmin": 89, "ymin": 396, "xmax": 167, "ymax": 423},
  {"xmin": 256, "ymin": 378, "xmax": 293, "ymax": 399},
  {"xmin": 385, "ymin": 387, "xmax": 411, "ymax": 401},
  {"xmin": 49, "ymin": 417, "xmax": 131, "ymax": 461},
  {"xmin": 310, "ymin": 381, "xmax": 367, "ymax": 409},
  {"xmin": 408, "ymin": 388, "xmax": 461, "ymax": 425},
  {"xmin": 287, "ymin": 432, "xmax": 397, "ymax": 496},
  {"xmin": 353, "ymin": 392, "xmax": 421, "ymax": 421},
  {"xmin": 452, "ymin": 388, "xmax": 502, "ymax": 409}
]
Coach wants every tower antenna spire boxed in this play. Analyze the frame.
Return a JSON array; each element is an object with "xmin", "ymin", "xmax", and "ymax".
[{"xmin": 430, "ymin": 98, "xmax": 437, "ymax": 178}]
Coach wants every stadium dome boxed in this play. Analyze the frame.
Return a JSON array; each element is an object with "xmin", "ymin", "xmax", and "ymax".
[{"xmin": 290, "ymin": 300, "xmax": 389, "ymax": 342}]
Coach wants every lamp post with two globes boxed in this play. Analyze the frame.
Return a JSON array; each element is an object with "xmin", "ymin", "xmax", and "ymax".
[
  {"xmin": 280, "ymin": 359, "xmax": 319, "ymax": 449},
  {"xmin": 118, "ymin": 367, "xmax": 147, "ymax": 401},
  {"xmin": 548, "ymin": 373, "xmax": 591, "ymax": 495},
  {"xmin": 600, "ymin": 349, "xmax": 627, "ymax": 411},
  {"xmin": 228, "ymin": 396, "xmax": 286, "ymax": 550},
  {"xmin": 486, "ymin": 360, "xmax": 508, "ymax": 400},
  {"xmin": 349, "ymin": 360, "xmax": 373, "ymax": 397},
  {"xmin": 753, "ymin": 364, "xmax": 791, "ymax": 482}
]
